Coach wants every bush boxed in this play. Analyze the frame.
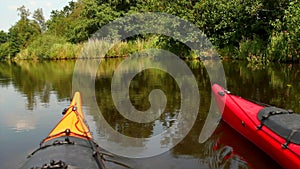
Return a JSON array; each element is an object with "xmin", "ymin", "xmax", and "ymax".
[
  {"xmin": 218, "ymin": 45, "xmax": 238, "ymax": 59},
  {"xmin": 238, "ymin": 37, "xmax": 266, "ymax": 61},
  {"xmin": 106, "ymin": 38, "xmax": 154, "ymax": 57},
  {"xmin": 266, "ymin": 1, "xmax": 300, "ymax": 62},
  {"xmin": 15, "ymin": 34, "xmax": 81, "ymax": 60},
  {"xmin": 267, "ymin": 32, "xmax": 289, "ymax": 62},
  {"xmin": 0, "ymin": 42, "xmax": 10, "ymax": 60},
  {"xmin": 49, "ymin": 43, "xmax": 81, "ymax": 59}
]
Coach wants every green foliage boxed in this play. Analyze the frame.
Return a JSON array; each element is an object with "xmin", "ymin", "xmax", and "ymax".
[
  {"xmin": 267, "ymin": 32, "xmax": 289, "ymax": 62},
  {"xmin": 267, "ymin": 0, "xmax": 300, "ymax": 62},
  {"xmin": 16, "ymin": 34, "xmax": 63, "ymax": 59},
  {"xmin": 0, "ymin": 31, "xmax": 8, "ymax": 44},
  {"xmin": 238, "ymin": 37, "xmax": 266, "ymax": 60},
  {"xmin": 17, "ymin": 5, "xmax": 31, "ymax": 20},
  {"xmin": 107, "ymin": 38, "xmax": 153, "ymax": 57},
  {"xmin": 3, "ymin": 0, "xmax": 300, "ymax": 62},
  {"xmin": 66, "ymin": 1, "xmax": 121, "ymax": 43},
  {"xmin": 48, "ymin": 43, "xmax": 81, "ymax": 59},
  {"xmin": 0, "ymin": 31, "xmax": 9, "ymax": 59},
  {"xmin": 284, "ymin": 0, "xmax": 300, "ymax": 58},
  {"xmin": 46, "ymin": 1, "xmax": 80, "ymax": 38},
  {"xmin": 33, "ymin": 8, "xmax": 46, "ymax": 32},
  {"xmin": 218, "ymin": 45, "xmax": 238, "ymax": 59},
  {"xmin": 152, "ymin": 36, "xmax": 191, "ymax": 58},
  {"xmin": 0, "ymin": 42, "xmax": 10, "ymax": 60},
  {"xmin": 4, "ymin": 5, "xmax": 41, "ymax": 58},
  {"xmin": 46, "ymin": 0, "xmax": 122, "ymax": 43},
  {"xmin": 16, "ymin": 34, "xmax": 80, "ymax": 60},
  {"xmin": 195, "ymin": 0, "xmax": 264, "ymax": 48}
]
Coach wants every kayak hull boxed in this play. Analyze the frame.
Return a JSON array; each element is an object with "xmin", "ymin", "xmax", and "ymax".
[
  {"xmin": 212, "ymin": 84, "xmax": 300, "ymax": 168},
  {"xmin": 214, "ymin": 122, "xmax": 282, "ymax": 168}
]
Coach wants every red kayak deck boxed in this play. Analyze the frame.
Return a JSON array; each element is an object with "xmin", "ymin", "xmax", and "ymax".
[{"xmin": 212, "ymin": 84, "xmax": 300, "ymax": 168}]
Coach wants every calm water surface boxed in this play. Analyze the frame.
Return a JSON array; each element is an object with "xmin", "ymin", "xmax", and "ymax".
[{"xmin": 1, "ymin": 59, "xmax": 298, "ymax": 169}]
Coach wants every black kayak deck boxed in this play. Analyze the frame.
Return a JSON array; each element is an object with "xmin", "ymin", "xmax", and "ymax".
[
  {"xmin": 21, "ymin": 136, "xmax": 104, "ymax": 169},
  {"xmin": 258, "ymin": 107, "xmax": 300, "ymax": 146}
]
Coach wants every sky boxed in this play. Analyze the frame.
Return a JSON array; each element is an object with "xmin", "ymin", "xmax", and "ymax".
[{"xmin": 0, "ymin": 0, "xmax": 72, "ymax": 32}]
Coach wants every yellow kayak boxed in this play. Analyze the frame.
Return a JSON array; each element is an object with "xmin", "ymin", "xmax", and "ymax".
[
  {"xmin": 21, "ymin": 92, "xmax": 106, "ymax": 169},
  {"xmin": 21, "ymin": 92, "xmax": 131, "ymax": 169},
  {"xmin": 43, "ymin": 92, "xmax": 92, "ymax": 143}
]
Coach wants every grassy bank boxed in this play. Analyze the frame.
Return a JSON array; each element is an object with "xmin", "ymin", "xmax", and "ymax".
[
  {"xmin": 219, "ymin": 33, "xmax": 300, "ymax": 64},
  {"xmin": 13, "ymin": 35, "xmax": 201, "ymax": 60},
  {"xmin": 14, "ymin": 34, "xmax": 81, "ymax": 60},
  {"xmin": 12, "ymin": 35, "xmax": 300, "ymax": 63}
]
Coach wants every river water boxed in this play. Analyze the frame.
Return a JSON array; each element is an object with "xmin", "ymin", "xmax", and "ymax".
[{"xmin": 1, "ymin": 59, "xmax": 297, "ymax": 169}]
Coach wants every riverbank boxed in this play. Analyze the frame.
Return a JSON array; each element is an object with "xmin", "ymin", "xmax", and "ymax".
[
  {"xmin": 13, "ymin": 36, "xmax": 200, "ymax": 61},
  {"xmin": 1, "ymin": 0, "xmax": 299, "ymax": 63},
  {"xmin": 12, "ymin": 36, "xmax": 300, "ymax": 64}
]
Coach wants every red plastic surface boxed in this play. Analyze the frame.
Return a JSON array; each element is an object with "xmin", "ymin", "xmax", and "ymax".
[{"xmin": 212, "ymin": 84, "xmax": 300, "ymax": 168}]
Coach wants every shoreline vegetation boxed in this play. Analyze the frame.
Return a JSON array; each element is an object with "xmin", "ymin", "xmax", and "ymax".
[{"xmin": 0, "ymin": 0, "xmax": 299, "ymax": 63}]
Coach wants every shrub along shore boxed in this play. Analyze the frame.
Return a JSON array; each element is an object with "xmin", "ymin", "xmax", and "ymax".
[{"xmin": 0, "ymin": 0, "xmax": 299, "ymax": 63}]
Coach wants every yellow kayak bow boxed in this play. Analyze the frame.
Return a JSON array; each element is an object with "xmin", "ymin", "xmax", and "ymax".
[{"xmin": 42, "ymin": 92, "xmax": 92, "ymax": 143}]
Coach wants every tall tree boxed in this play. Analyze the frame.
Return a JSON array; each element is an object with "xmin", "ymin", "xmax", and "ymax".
[
  {"xmin": 7, "ymin": 5, "xmax": 40, "ymax": 57},
  {"xmin": 0, "ymin": 31, "xmax": 9, "ymax": 59},
  {"xmin": 33, "ymin": 8, "xmax": 46, "ymax": 32},
  {"xmin": 17, "ymin": 5, "xmax": 31, "ymax": 20},
  {"xmin": 0, "ymin": 31, "xmax": 8, "ymax": 44},
  {"xmin": 46, "ymin": 1, "xmax": 81, "ymax": 38},
  {"xmin": 65, "ymin": 0, "xmax": 120, "ymax": 43}
]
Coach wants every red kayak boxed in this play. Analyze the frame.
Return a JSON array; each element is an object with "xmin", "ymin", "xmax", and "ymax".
[{"xmin": 212, "ymin": 84, "xmax": 300, "ymax": 168}]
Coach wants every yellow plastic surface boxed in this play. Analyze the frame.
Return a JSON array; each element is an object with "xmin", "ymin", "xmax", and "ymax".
[{"xmin": 43, "ymin": 92, "xmax": 92, "ymax": 142}]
